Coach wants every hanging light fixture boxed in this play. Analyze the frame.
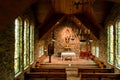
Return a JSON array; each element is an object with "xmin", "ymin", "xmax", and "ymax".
[
  {"xmin": 79, "ymin": 0, "xmax": 92, "ymax": 43},
  {"xmin": 80, "ymin": 0, "xmax": 86, "ymax": 42},
  {"xmin": 88, "ymin": 0, "xmax": 93, "ymax": 43},
  {"xmin": 73, "ymin": 0, "xmax": 89, "ymax": 9}
]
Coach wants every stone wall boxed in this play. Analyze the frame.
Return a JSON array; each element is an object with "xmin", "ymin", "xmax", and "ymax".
[
  {"xmin": 53, "ymin": 24, "xmax": 80, "ymax": 56},
  {"xmin": 44, "ymin": 21, "xmax": 97, "ymax": 57},
  {"xmin": 0, "ymin": 23, "xmax": 14, "ymax": 80},
  {"xmin": 99, "ymin": 3, "xmax": 120, "ymax": 72},
  {"xmin": 0, "ymin": 8, "xmax": 38, "ymax": 80}
]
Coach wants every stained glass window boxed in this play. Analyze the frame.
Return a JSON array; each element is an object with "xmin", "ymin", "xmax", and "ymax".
[
  {"xmin": 14, "ymin": 17, "xmax": 35, "ymax": 77},
  {"xmin": 30, "ymin": 23, "xmax": 34, "ymax": 64},
  {"xmin": 115, "ymin": 20, "xmax": 120, "ymax": 68},
  {"xmin": 107, "ymin": 24, "xmax": 114, "ymax": 65},
  {"xmin": 39, "ymin": 45, "xmax": 44, "ymax": 57},
  {"xmin": 14, "ymin": 17, "xmax": 22, "ymax": 75},
  {"xmin": 24, "ymin": 19, "xmax": 29, "ymax": 69},
  {"xmin": 91, "ymin": 46, "xmax": 99, "ymax": 57},
  {"xmin": 92, "ymin": 46, "xmax": 95, "ymax": 55},
  {"xmin": 96, "ymin": 46, "xmax": 99, "ymax": 57}
]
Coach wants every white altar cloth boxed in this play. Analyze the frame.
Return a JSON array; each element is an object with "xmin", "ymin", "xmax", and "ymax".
[{"xmin": 61, "ymin": 52, "xmax": 76, "ymax": 60}]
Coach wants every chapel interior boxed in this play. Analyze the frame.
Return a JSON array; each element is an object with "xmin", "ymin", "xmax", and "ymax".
[{"xmin": 1, "ymin": 0, "xmax": 120, "ymax": 80}]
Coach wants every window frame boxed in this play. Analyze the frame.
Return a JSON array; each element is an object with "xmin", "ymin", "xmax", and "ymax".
[
  {"xmin": 107, "ymin": 22, "xmax": 114, "ymax": 65},
  {"xmin": 115, "ymin": 17, "xmax": 120, "ymax": 68},
  {"xmin": 14, "ymin": 17, "xmax": 35, "ymax": 77},
  {"xmin": 30, "ymin": 23, "xmax": 34, "ymax": 64},
  {"xmin": 14, "ymin": 17, "xmax": 23, "ymax": 76},
  {"xmin": 23, "ymin": 18, "xmax": 30, "ymax": 69}
]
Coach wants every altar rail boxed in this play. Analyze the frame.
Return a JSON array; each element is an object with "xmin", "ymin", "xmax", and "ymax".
[
  {"xmin": 39, "ymin": 63, "xmax": 99, "ymax": 68},
  {"xmin": 24, "ymin": 72, "xmax": 67, "ymax": 80},
  {"xmin": 80, "ymin": 73, "xmax": 120, "ymax": 80}
]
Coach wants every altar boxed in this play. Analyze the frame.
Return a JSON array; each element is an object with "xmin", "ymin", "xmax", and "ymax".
[{"xmin": 61, "ymin": 52, "xmax": 76, "ymax": 61}]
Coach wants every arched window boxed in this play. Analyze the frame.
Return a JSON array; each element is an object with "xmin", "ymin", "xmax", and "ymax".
[
  {"xmin": 24, "ymin": 19, "xmax": 29, "ymax": 69},
  {"xmin": 30, "ymin": 23, "xmax": 34, "ymax": 64},
  {"xmin": 92, "ymin": 46, "xmax": 99, "ymax": 57},
  {"xmin": 39, "ymin": 45, "xmax": 44, "ymax": 57},
  {"xmin": 14, "ymin": 17, "xmax": 22, "ymax": 75},
  {"xmin": 91, "ymin": 41, "xmax": 99, "ymax": 57},
  {"xmin": 14, "ymin": 17, "xmax": 35, "ymax": 78},
  {"xmin": 107, "ymin": 24, "xmax": 114, "ymax": 65},
  {"xmin": 115, "ymin": 19, "xmax": 120, "ymax": 68}
]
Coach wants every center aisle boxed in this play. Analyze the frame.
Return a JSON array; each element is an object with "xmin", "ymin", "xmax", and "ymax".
[{"xmin": 66, "ymin": 67, "xmax": 80, "ymax": 80}]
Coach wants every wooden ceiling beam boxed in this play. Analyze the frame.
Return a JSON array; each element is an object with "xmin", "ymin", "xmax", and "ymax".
[{"xmin": 39, "ymin": 13, "xmax": 64, "ymax": 39}]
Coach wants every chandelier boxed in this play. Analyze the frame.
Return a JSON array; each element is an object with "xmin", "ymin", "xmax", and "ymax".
[{"xmin": 79, "ymin": 29, "xmax": 90, "ymax": 42}]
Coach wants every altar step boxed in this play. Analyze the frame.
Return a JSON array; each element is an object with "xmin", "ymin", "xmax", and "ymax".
[{"xmin": 39, "ymin": 63, "xmax": 99, "ymax": 69}]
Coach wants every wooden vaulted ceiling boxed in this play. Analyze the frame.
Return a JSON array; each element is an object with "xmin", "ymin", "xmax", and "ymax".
[
  {"xmin": 0, "ymin": 0, "xmax": 120, "ymax": 39},
  {"xmin": 32, "ymin": 0, "xmax": 114, "ymax": 39}
]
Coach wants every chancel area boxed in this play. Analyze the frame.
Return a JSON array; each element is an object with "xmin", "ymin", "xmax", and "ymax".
[{"xmin": 1, "ymin": 0, "xmax": 120, "ymax": 80}]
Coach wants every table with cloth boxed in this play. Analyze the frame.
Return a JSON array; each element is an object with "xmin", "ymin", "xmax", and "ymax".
[{"xmin": 61, "ymin": 52, "xmax": 76, "ymax": 61}]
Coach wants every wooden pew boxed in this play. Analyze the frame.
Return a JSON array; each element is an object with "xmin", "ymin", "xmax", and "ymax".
[
  {"xmin": 24, "ymin": 72, "xmax": 67, "ymax": 80},
  {"xmin": 80, "ymin": 73, "xmax": 120, "ymax": 80},
  {"xmin": 30, "ymin": 68, "xmax": 66, "ymax": 72},
  {"xmin": 78, "ymin": 68, "xmax": 114, "ymax": 73}
]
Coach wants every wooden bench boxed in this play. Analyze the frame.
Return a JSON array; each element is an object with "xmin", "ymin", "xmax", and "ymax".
[
  {"xmin": 24, "ymin": 72, "xmax": 67, "ymax": 80},
  {"xmin": 30, "ymin": 68, "xmax": 66, "ymax": 72},
  {"xmin": 78, "ymin": 68, "xmax": 114, "ymax": 73},
  {"xmin": 80, "ymin": 73, "xmax": 120, "ymax": 80}
]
